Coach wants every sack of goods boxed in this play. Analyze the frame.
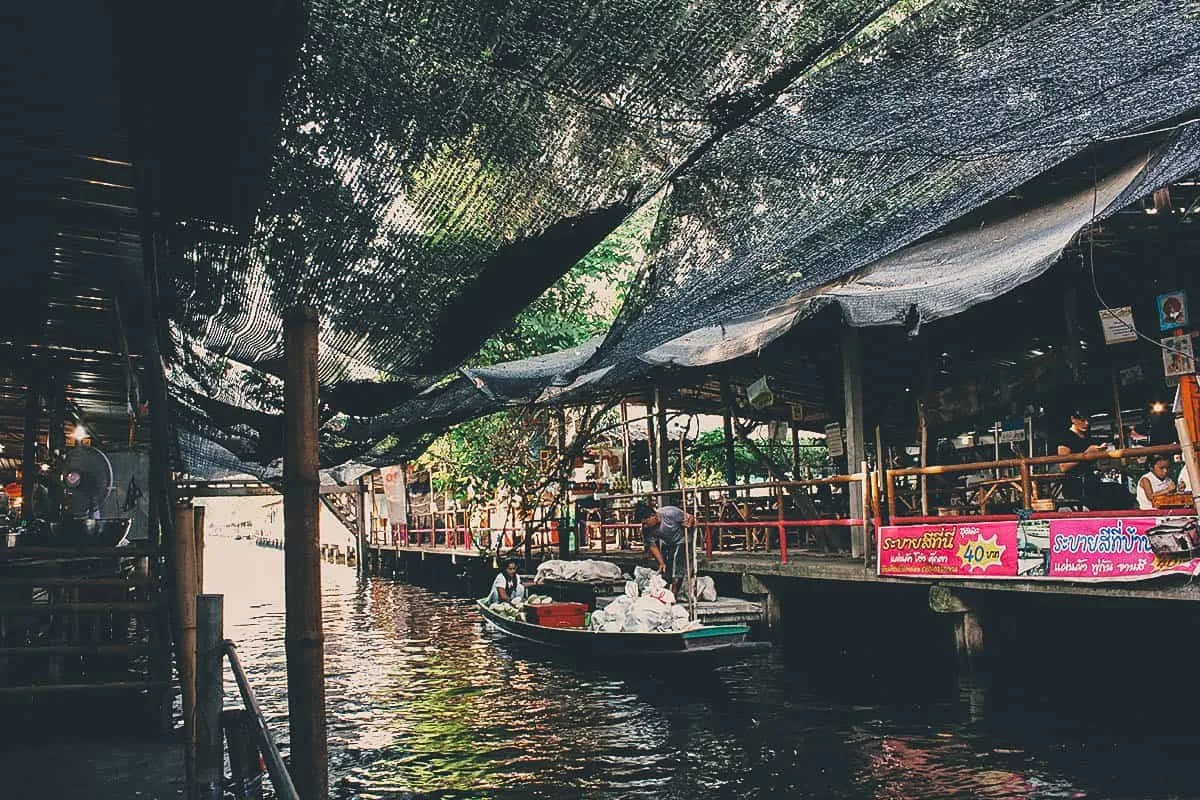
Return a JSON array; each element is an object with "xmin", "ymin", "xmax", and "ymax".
[
  {"xmin": 589, "ymin": 571, "xmax": 701, "ymax": 633},
  {"xmin": 535, "ymin": 559, "xmax": 624, "ymax": 583}
]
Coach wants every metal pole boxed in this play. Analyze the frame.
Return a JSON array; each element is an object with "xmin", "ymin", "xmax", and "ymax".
[
  {"xmin": 174, "ymin": 502, "xmax": 198, "ymax": 800},
  {"xmin": 226, "ymin": 643, "xmax": 300, "ymax": 800},
  {"xmin": 283, "ymin": 306, "xmax": 328, "ymax": 800},
  {"xmin": 195, "ymin": 595, "xmax": 224, "ymax": 800}
]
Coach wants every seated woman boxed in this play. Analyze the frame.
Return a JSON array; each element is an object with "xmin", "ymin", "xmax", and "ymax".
[
  {"xmin": 487, "ymin": 559, "xmax": 526, "ymax": 605},
  {"xmin": 1136, "ymin": 455, "xmax": 1176, "ymax": 510}
]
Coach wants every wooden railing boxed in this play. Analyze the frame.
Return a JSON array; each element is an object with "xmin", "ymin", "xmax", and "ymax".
[
  {"xmin": 590, "ymin": 470, "xmax": 876, "ymax": 565},
  {"xmin": 884, "ymin": 443, "xmax": 1183, "ymax": 522}
]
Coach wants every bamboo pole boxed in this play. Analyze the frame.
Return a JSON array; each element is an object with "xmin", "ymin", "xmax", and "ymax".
[
  {"xmin": 679, "ymin": 420, "xmax": 696, "ymax": 622},
  {"xmin": 195, "ymin": 595, "xmax": 223, "ymax": 800},
  {"xmin": 174, "ymin": 502, "xmax": 198, "ymax": 800},
  {"xmin": 283, "ymin": 305, "xmax": 328, "ymax": 800}
]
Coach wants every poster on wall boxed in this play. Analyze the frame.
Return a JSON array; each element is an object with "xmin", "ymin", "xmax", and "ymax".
[
  {"xmin": 877, "ymin": 515, "xmax": 1200, "ymax": 582},
  {"xmin": 1157, "ymin": 291, "xmax": 1189, "ymax": 331},
  {"xmin": 1162, "ymin": 334, "xmax": 1195, "ymax": 377}
]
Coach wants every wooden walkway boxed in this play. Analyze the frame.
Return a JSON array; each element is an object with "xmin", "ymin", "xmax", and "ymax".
[{"xmin": 701, "ymin": 551, "xmax": 1200, "ymax": 602}]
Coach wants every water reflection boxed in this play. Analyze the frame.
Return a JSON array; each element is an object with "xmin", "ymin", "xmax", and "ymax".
[{"xmin": 207, "ymin": 537, "xmax": 1199, "ymax": 799}]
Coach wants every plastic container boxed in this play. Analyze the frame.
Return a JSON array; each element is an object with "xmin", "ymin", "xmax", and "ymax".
[{"xmin": 524, "ymin": 601, "xmax": 587, "ymax": 628}]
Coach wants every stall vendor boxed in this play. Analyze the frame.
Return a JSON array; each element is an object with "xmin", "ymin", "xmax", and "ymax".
[
  {"xmin": 487, "ymin": 559, "xmax": 526, "ymax": 605},
  {"xmin": 636, "ymin": 503, "xmax": 696, "ymax": 595},
  {"xmin": 1055, "ymin": 410, "xmax": 1109, "ymax": 507},
  {"xmin": 1137, "ymin": 455, "xmax": 1176, "ymax": 510}
]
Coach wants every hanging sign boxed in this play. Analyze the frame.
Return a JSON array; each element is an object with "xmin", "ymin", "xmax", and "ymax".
[
  {"xmin": 824, "ymin": 423, "xmax": 844, "ymax": 457},
  {"xmin": 1098, "ymin": 306, "xmax": 1137, "ymax": 344},
  {"xmin": 1157, "ymin": 291, "xmax": 1189, "ymax": 331},
  {"xmin": 1162, "ymin": 333, "xmax": 1195, "ymax": 378}
]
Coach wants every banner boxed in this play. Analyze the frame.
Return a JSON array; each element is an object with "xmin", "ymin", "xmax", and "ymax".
[{"xmin": 877, "ymin": 516, "xmax": 1200, "ymax": 582}]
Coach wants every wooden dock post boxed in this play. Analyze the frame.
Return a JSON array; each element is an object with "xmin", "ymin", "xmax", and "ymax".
[
  {"xmin": 929, "ymin": 585, "xmax": 984, "ymax": 670},
  {"xmin": 283, "ymin": 305, "xmax": 328, "ymax": 800},
  {"xmin": 841, "ymin": 327, "xmax": 866, "ymax": 557},
  {"xmin": 356, "ymin": 477, "xmax": 368, "ymax": 576},
  {"xmin": 194, "ymin": 504, "xmax": 206, "ymax": 592},
  {"xmin": 174, "ymin": 501, "xmax": 199, "ymax": 799},
  {"xmin": 196, "ymin": 594, "xmax": 224, "ymax": 800}
]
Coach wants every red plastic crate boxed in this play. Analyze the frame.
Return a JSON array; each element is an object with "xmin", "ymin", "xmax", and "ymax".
[{"xmin": 524, "ymin": 601, "xmax": 587, "ymax": 628}]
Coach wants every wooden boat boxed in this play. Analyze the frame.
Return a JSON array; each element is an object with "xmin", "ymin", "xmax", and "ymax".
[{"xmin": 476, "ymin": 600, "xmax": 767, "ymax": 657}]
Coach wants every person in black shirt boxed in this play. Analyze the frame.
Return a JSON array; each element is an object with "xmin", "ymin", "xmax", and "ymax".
[{"xmin": 1055, "ymin": 410, "xmax": 1110, "ymax": 506}]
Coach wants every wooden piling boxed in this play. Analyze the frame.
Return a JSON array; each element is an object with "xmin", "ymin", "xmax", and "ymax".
[
  {"xmin": 193, "ymin": 505, "xmax": 206, "ymax": 592},
  {"xmin": 196, "ymin": 595, "xmax": 224, "ymax": 800},
  {"xmin": 356, "ymin": 478, "xmax": 368, "ymax": 576},
  {"xmin": 174, "ymin": 501, "xmax": 198, "ymax": 799},
  {"xmin": 283, "ymin": 305, "xmax": 328, "ymax": 800}
]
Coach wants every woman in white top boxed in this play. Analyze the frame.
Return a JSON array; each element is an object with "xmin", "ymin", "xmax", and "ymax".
[
  {"xmin": 1136, "ymin": 455, "xmax": 1176, "ymax": 510},
  {"xmin": 487, "ymin": 559, "xmax": 526, "ymax": 604}
]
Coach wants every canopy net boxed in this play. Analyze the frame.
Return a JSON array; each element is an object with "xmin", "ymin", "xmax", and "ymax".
[{"xmin": 171, "ymin": 0, "xmax": 1200, "ymax": 476}]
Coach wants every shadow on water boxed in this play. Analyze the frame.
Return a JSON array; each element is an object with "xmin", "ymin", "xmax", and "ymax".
[{"xmin": 205, "ymin": 539, "xmax": 1200, "ymax": 800}]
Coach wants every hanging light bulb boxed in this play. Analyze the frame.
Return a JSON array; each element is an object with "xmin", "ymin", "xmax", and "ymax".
[{"xmin": 72, "ymin": 424, "xmax": 88, "ymax": 442}]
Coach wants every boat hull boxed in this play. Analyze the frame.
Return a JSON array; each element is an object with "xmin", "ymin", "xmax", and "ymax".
[{"xmin": 477, "ymin": 600, "xmax": 765, "ymax": 656}]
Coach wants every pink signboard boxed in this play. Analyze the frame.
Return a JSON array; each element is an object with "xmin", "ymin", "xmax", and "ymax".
[{"xmin": 877, "ymin": 516, "xmax": 1200, "ymax": 582}]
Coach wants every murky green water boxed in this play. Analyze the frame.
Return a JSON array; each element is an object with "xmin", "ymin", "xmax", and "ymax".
[{"xmin": 208, "ymin": 536, "xmax": 1200, "ymax": 799}]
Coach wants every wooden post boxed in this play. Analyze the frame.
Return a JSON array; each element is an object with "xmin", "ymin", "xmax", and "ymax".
[
  {"xmin": 193, "ymin": 505, "xmax": 206, "ymax": 593},
  {"xmin": 196, "ymin": 595, "xmax": 224, "ymax": 800},
  {"xmin": 791, "ymin": 424, "xmax": 802, "ymax": 481},
  {"xmin": 654, "ymin": 387, "xmax": 669, "ymax": 492},
  {"xmin": 1111, "ymin": 367, "xmax": 1126, "ymax": 450},
  {"xmin": 48, "ymin": 373, "xmax": 64, "ymax": 520},
  {"xmin": 174, "ymin": 502, "xmax": 198, "ymax": 799},
  {"xmin": 356, "ymin": 478, "xmax": 368, "ymax": 576},
  {"xmin": 645, "ymin": 394, "xmax": 658, "ymax": 492},
  {"xmin": 619, "ymin": 401, "xmax": 633, "ymax": 491},
  {"xmin": 557, "ymin": 407, "xmax": 570, "ymax": 559},
  {"xmin": 1019, "ymin": 461, "xmax": 1033, "ymax": 510},
  {"xmin": 873, "ymin": 424, "xmax": 885, "ymax": 522},
  {"xmin": 21, "ymin": 375, "xmax": 39, "ymax": 521},
  {"xmin": 842, "ymin": 327, "xmax": 866, "ymax": 557},
  {"xmin": 918, "ymin": 400, "xmax": 929, "ymax": 516},
  {"xmin": 720, "ymin": 382, "xmax": 738, "ymax": 493},
  {"xmin": 283, "ymin": 305, "xmax": 327, "ymax": 800}
]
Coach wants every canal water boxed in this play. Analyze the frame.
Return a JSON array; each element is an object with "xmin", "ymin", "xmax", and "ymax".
[{"xmin": 208, "ymin": 536, "xmax": 1200, "ymax": 799}]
